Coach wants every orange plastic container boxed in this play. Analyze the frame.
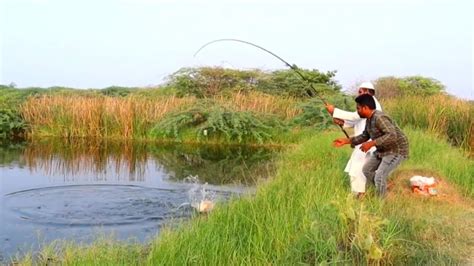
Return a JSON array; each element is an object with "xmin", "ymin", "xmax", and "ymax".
[{"xmin": 412, "ymin": 183, "xmax": 438, "ymax": 196}]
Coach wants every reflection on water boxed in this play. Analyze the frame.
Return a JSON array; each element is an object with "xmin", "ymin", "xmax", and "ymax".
[
  {"xmin": 21, "ymin": 139, "xmax": 150, "ymax": 182},
  {"xmin": 0, "ymin": 139, "xmax": 277, "ymax": 261},
  {"xmin": 2, "ymin": 138, "xmax": 276, "ymax": 185},
  {"xmin": 152, "ymin": 143, "xmax": 276, "ymax": 185}
]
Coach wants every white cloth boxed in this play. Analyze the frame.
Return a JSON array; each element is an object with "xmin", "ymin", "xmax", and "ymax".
[{"xmin": 333, "ymin": 97, "xmax": 382, "ymax": 193}]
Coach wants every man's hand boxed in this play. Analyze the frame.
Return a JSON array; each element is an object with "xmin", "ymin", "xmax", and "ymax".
[
  {"xmin": 359, "ymin": 140, "xmax": 376, "ymax": 152},
  {"xmin": 333, "ymin": 118, "xmax": 344, "ymax": 126},
  {"xmin": 325, "ymin": 103, "xmax": 335, "ymax": 115},
  {"xmin": 333, "ymin": 138, "xmax": 351, "ymax": 147}
]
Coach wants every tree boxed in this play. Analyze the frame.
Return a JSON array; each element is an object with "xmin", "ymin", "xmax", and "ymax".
[
  {"xmin": 166, "ymin": 67, "xmax": 341, "ymax": 99},
  {"xmin": 374, "ymin": 76, "xmax": 445, "ymax": 99}
]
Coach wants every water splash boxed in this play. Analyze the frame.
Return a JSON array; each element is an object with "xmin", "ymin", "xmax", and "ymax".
[{"xmin": 184, "ymin": 175, "xmax": 216, "ymax": 213}]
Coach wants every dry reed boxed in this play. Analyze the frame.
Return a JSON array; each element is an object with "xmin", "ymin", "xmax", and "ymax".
[
  {"xmin": 21, "ymin": 95, "xmax": 195, "ymax": 138},
  {"xmin": 20, "ymin": 92, "xmax": 300, "ymax": 139}
]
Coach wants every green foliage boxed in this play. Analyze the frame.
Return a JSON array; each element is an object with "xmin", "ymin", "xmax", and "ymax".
[
  {"xmin": 0, "ymin": 86, "xmax": 96, "ymax": 111},
  {"xmin": 151, "ymin": 101, "xmax": 288, "ymax": 143},
  {"xmin": 165, "ymin": 67, "xmax": 262, "ymax": 98},
  {"xmin": 165, "ymin": 67, "xmax": 341, "ymax": 99},
  {"xmin": 256, "ymin": 68, "xmax": 341, "ymax": 98},
  {"xmin": 100, "ymin": 86, "xmax": 135, "ymax": 97},
  {"xmin": 332, "ymin": 195, "xmax": 388, "ymax": 262},
  {"xmin": 150, "ymin": 103, "xmax": 206, "ymax": 139},
  {"xmin": 374, "ymin": 76, "xmax": 445, "ymax": 99},
  {"xmin": 399, "ymin": 76, "xmax": 445, "ymax": 95},
  {"xmin": 291, "ymin": 100, "xmax": 331, "ymax": 129},
  {"xmin": 0, "ymin": 86, "xmax": 44, "ymax": 110},
  {"xmin": 0, "ymin": 109, "xmax": 27, "ymax": 139},
  {"xmin": 199, "ymin": 108, "xmax": 283, "ymax": 144},
  {"xmin": 291, "ymin": 95, "xmax": 354, "ymax": 129}
]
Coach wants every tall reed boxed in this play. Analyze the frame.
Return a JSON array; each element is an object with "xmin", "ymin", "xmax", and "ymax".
[
  {"xmin": 20, "ymin": 93, "xmax": 474, "ymax": 151},
  {"xmin": 20, "ymin": 92, "xmax": 300, "ymax": 139},
  {"xmin": 382, "ymin": 94, "xmax": 473, "ymax": 151},
  {"xmin": 21, "ymin": 95, "xmax": 195, "ymax": 139}
]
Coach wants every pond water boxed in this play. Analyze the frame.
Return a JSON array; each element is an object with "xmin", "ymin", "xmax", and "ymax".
[{"xmin": 0, "ymin": 139, "xmax": 276, "ymax": 261}]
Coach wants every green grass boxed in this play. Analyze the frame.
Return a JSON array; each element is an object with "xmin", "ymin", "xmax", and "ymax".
[{"xmin": 11, "ymin": 236, "xmax": 147, "ymax": 266}]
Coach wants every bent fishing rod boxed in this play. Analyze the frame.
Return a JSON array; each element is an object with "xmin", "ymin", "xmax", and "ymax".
[{"xmin": 194, "ymin": 38, "xmax": 350, "ymax": 138}]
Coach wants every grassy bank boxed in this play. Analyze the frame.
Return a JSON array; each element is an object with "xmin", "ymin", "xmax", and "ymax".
[
  {"xmin": 146, "ymin": 129, "xmax": 473, "ymax": 265},
  {"xmin": 12, "ymin": 129, "xmax": 473, "ymax": 265}
]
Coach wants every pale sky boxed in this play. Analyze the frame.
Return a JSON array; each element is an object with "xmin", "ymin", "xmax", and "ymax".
[{"xmin": 1, "ymin": 0, "xmax": 473, "ymax": 99}]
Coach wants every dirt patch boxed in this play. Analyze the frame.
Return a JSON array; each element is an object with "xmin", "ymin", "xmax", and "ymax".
[{"xmin": 387, "ymin": 168, "xmax": 474, "ymax": 208}]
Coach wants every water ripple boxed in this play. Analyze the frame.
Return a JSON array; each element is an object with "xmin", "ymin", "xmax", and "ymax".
[{"xmin": 4, "ymin": 184, "xmax": 192, "ymax": 227}]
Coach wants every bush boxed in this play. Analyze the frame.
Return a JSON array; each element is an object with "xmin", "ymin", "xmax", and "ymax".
[
  {"xmin": 0, "ymin": 109, "xmax": 27, "ymax": 139},
  {"xmin": 151, "ymin": 101, "xmax": 288, "ymax": 143},
  {"xmin": 291, "ymin": 95, "xmax": 354, "ymax": 129}
]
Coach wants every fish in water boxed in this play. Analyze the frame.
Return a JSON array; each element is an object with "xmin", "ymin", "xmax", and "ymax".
[{"xmin": 192, "ymin": 200, "xmax": 214, "ymax": 213}]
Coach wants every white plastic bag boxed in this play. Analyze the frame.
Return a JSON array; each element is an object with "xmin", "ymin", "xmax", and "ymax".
[
  {"xmin": 410, "ymin": 175, "xmax": 436, "ymax": 187},
  {"xmin": 410, "ymin": 175, "xmax": 438, "ymax": 195}
]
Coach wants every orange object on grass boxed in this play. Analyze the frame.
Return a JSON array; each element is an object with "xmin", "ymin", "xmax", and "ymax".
[{"xmin": 412, "ymin": 182, "xmax": 438, "ymax": 196}]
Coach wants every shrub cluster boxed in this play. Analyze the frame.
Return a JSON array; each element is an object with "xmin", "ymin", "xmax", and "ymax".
[
  {"xmin": 151, "ymin": 101, "xmax": 288, "ymax": 143},
  {"xmin": 0, "ymin": 109, "xmax": 27, "ymax": 139}
]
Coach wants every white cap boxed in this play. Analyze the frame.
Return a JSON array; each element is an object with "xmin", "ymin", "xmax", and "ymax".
[{"xmin": 358, "ymin": 81, "xmax": 375, "ymax": 90}]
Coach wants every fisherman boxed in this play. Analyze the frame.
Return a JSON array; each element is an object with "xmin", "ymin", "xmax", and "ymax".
[
  {"xmin": 332, "ymin": 94, "xmax": 408, "ymax": 198},
  {"xmin": 325, "ymin": 82, "xmax": 382, "ymax": 197}
]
